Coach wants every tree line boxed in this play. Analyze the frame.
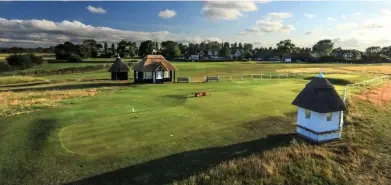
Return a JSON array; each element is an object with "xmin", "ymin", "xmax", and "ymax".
[{"xmin": 2, "ymin": 38, "xmax": 391, "ymax": 61}]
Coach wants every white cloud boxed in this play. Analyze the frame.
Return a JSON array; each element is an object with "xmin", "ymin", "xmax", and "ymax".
[
  {"xmin": 86, "ymin": 5, "xmax": 106, "ymax": 14},
  {"xmin": 333, "ymin": 38, "xmax": 360, "ymax": 48},
  {"xmin": 327, "ymin": 17, "xmax": 336, "ymax": 21},
  {"xmin": 304, "ymin": 14, "xmax": 316, "ymax": 19},
  {"xmin": 242, "ymin": 12, "xmax": 294, "ymax": 35},
  {"xmin": 0, "ymin": 18, "xmax": 222, "ymax": 48},
  {"xmin": 336, "ymin": 23, "xmax": 358, "ymax": 30},
  {"xmin": 201, "ymin": 1, "xmax": 257, "ymax": 20},
  {"xmin": 341, "ymin": 14, "xmax": 348, "ymax": 20},
  {"xmin": 158, "ymin": 9, "xmax": 176, "ymax": 19},
  {"xmin": 381, "ymin": 8, "xmax": 391, "ymax": 16},
  {"xmin": 352, "ymin": 12, "xmax": 362, "ymax": 16},
  {"xmin": 304, "ymin": 31, "xmax": 312, "ymax": 35},
  {"xmin": 266, "ymin": 12, "xmax": 293, "ymax": 19},
  {"xmin": 252, "ymin": 19, "xmax": 295, "ymax": 33}
]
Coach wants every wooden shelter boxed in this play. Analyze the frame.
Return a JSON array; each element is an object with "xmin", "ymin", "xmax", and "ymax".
[
  {"xmin": 292, "ymin": 73, "xmax": 346, "ymax": 143},
  {"xmin": 108, "ymin": 56, "xmax": 130, "ymax": 80},
  {"xmin": 133, "ymin": 55, "xmax": 177, "ymax": 83}
]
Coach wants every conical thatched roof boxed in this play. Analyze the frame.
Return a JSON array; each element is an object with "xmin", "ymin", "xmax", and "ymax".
[
  {"xmin": 133, "ymin": 55, "xmax": 177, "ymax": 72},
  {"xmin": 108, "ymin": 57, "xmax": 130, "ymax": 73},
  {"xmin": 292, "ymin": 73, "xmax": 346, "ymax": 113}
]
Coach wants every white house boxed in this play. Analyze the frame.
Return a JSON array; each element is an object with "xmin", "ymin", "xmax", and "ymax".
[
  {"xmin": 207, "ymin": 50, "xmax": 219, "ymax": 56},
  {"xmin": 292, "ymin": 73, "xmax": 347, "ymax": 143},
  {"xmin": 231, "ymin": 50, "xmax": 241, "ymax": 59}
]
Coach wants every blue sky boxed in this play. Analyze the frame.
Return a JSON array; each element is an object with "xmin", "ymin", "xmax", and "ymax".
[{"xmin": 0, "ymin": 1, "xmax": 391, "ymax": 50}]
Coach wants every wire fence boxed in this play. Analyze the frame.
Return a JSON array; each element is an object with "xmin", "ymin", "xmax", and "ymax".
[{"xmin": 342, "ymin": 75, "xmax": 390, "ymax": 103}]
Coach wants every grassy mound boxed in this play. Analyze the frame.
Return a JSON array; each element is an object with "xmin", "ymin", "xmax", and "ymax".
[{"xmin": 176, "ymin": 87, "xmax": 391, "ymax": 185}]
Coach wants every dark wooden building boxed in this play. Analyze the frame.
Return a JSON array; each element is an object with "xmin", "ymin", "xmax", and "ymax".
[
  {"xmin": 108, "ymin": 57, "xmax": 130, "ymax": 80},
  {"xmin": 133, "ymin": 55, "xmax": 177, "ymax": 83}
]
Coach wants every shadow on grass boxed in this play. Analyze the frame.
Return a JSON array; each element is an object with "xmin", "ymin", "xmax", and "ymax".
[
  {"xmin": 0, "ymin": 81, "xmax": 52, "ymax": 88},
  {"xmin": 28, "ymin": 119, "xmax": 57, "ymax": 151},
  {"xmin": 1, "ymin": 82, "xmax": 136, "ymax": 92},
  {"xmin": 66, "ymin": 114, "xmax": 297, "ymax": 185},
  {"xmin": 303, "ymin": 77, "xmax": 354, "ymax": 85}
]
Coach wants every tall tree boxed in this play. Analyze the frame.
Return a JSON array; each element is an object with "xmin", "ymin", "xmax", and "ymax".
[
  {"xmin": 276, "ymin": 39, "xmax": 296, "ymax": 58},
  {"xmin": 365, "ymin": 46, "xmax": 381, "ymax": 56},
  {"xmin": 312, "ymin": 39, "xmax": 334, "ymax": 57},
  {"xmin": 243, "ymin": 43, "xmax": 253, "ymax": 51},
  {"xmin": 117, "ymin": 40, "xmax": 129, "ymax": 57},
  {"xmin": 138, "ymin": 40, "xmax": 155, "ymax": 57},
  {"xmin": 238, "ymin": 43, "xmax": 243, "ymax": 49},
  {"xmin": 219, "ymin": 47, "xmax": 231, "ymax": 58},
  {"xmin": 111, "ymin": 43, "xmax": 115, "ymax": 55},
  {"xmin": 104, "ymin": 42, "xmax": 108, "ymax": 54}
]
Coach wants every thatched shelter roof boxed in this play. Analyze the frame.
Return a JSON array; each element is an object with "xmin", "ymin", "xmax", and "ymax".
[
  {"xmin": 108, "ymin": 57, "xmax": 130, "ymax": 73},
  {"xmin": 292, "ymin": 73, "xmax": 346, "ymax": 113},
  {"xmin": 133, "ymin": 55, "xmax": 177, "ymax": 72}
]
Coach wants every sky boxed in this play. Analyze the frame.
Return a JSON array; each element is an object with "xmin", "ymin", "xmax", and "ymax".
[{"xmin": 1, "ymin": 1, "xmax": 391, "ymax": 51}]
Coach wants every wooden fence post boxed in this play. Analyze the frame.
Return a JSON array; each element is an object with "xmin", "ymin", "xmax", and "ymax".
[
  {"xmin": 278, "ymin": 75, "xmax": 280, "ymax": 79},
  {"xmin": 270, "ymin": 74, "xmax": 272, "ymax": 79},
  {"xmin": 229, "ymin": 76, "xmax": 232, "ymax": 81},
  {"xmin": 241, "ymin": 76, "xmax": 243, "ymax": 80},
  {"xmin": 204, "ymin": 76, "xmax": 206, "ymax": 82},
  {"xmin": 251, "ymin": 74, "xmax": 254, "ymax": 80},
  {"xmin": 261, "ymin": 74, "xmax": 263, "ymax": 79},
  {"xmin": 188, "ymin": 76, "xmax": 191, "ymax": 82}
]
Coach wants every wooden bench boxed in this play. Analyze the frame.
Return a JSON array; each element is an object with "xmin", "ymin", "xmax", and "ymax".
[
  {"xmin": 206, "ymin": 76, "xmax": 220, "ymax": 82},
  {"xmin": 177, "ymin": 77, "xmax": 190, "ymax": 83}
]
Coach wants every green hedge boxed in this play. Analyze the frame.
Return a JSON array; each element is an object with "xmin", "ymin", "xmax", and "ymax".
[{"xmin": 0, "ymin": 64, "xmax": 110, "ymax": 77}]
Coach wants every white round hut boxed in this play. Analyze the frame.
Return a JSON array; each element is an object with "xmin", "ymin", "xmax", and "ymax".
[{"xmin": 292, "ymin": 73, "xmax": 347, "ymax": 143}]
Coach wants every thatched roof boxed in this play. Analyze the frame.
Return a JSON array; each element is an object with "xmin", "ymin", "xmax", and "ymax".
[
  {"xmin": 133, "ymin": 55, "xmax": 177, "ymax": 72},
  {"xmin": 292, "ymin": 73, "xmax": 346, "ymax": 113},
  {"xmin": 108, "ymin": 57, "xmax": 130, "ymax": 73}
]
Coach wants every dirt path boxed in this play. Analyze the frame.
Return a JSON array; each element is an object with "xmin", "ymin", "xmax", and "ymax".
[{"xmin": 355, "ymin": 82, "xmax": 391, "ymax": 106}]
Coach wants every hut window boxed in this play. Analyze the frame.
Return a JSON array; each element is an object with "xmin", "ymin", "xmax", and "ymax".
[
  {"xmin": 305, "ymin": 109, "xmax": 311, "ymax": 119},
  {"xmin": 164, "ymin": 71, "xmax": 170, "ymax": 78},
  {"xmin": 143, "ymin": 72, "xmax": 152, "ymax": 79},
  {"xmin": 135, "ymin": 72, "xmax": 138, "ymax": 79},
  {"xmin": 327, "ymin": 112, "xmax": 332, "ymax": 121}
]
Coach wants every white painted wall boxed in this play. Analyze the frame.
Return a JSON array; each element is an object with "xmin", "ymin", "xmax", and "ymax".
[
  {"xmin": 297, "ymin": 107, "xmax": 341, "ymax": 132},
  {"xmin": 297, "ymin": 127, "xmax": 340, "ymax": 142}
]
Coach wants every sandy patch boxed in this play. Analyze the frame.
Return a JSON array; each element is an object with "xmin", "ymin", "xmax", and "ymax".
[{"xmin": 355, "ymin": 82, "xmax": 391, "ymax": 106}]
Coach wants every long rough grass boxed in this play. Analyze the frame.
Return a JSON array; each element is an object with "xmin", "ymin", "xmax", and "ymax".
[
  {"xmin": 176, "ymin": 83, "xmax": 391, "ymax": 185},
  {"xmin": 0, "ymin": 76, "xmax": 48, "ymax": 85},
  {"xmin": 0, "ymin": 89, "xmax": 98, "ymax": 117}
]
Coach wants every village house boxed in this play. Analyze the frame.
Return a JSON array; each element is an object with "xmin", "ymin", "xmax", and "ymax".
[{"xmin": 133, "ymin": 55, "xmax": 177, "ymax": 84}]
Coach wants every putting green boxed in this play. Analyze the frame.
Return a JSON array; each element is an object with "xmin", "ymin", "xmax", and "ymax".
[{"xmin": 59, "ymin": 80, "xmax": 304, "ymax": 156}]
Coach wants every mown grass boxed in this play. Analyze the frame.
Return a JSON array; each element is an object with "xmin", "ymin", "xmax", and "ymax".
[
  {"xmin": 0, "ymin": 61, "xmax": 388, "ymax": 185},
  {"xmin": 176, "ymin": 83, "xmax": 391, "ymax": 185}
]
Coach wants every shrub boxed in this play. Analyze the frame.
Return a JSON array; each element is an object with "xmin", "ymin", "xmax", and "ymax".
[
  {"xmin": 68, "ymin": 54, "xmax": 82, "ymax": 63},
  {"xmin": 27, "ymin": 54, "xmax": 44, "ymax": 65},
  {"xmin": 0, "ymin": 62, "xmax": 12, "ymax": 72},
  {"xmin": 5, "ymin": 54, "xmax": 44, "ymax": 69},
  {"xmin": 6, "ymin": 54, "xmax": 34, "ymax": 69}
]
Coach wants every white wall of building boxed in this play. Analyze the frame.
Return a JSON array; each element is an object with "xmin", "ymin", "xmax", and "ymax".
[
  {"xmin": 297, "ymin": 127, "xmax": 341, "ymax": 142},
  {"xmin": 297, "ymin": 107, "xmax": 340, "ymax": 132}
]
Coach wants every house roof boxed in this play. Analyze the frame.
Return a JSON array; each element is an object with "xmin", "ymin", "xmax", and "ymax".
[
  {"xmin": 292, "ymin": 73, "xmax": 346, "ymax": 113},
  {"xmin": 108, "ymin": 57, "xmax": 130, "ymax": 73},
  {"xmin": 133, "ymin": 55, "xmax": 177, "ymax": 72}
]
